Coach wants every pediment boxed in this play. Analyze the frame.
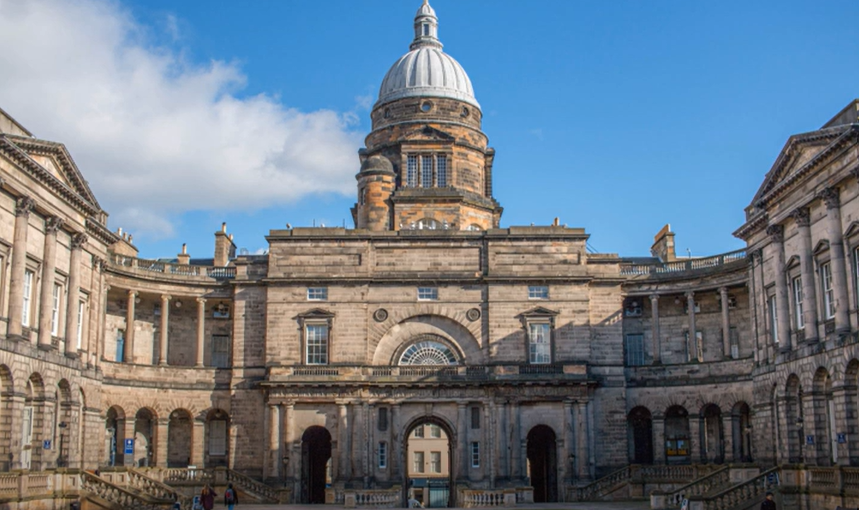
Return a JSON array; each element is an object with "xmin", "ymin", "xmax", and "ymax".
[
  {"xmin": 401, "ymin": 125, "xmax": 455, "ymax": 142},
  {"xmin": 785, "ymin": 255, "xmax": 801, "ymax": 271},
  {"xmin": 517, "ymin": 306, "xmax": 559, "ymax": 318},
  {"xmin": 295, "ymin": 308, "xmax": 335, "ymax": 320},
  {"xmin": 2, "ymin": 135, "xmax": 101, "ymax": 209},
  {"xmin": 813, "ymin": 239, "xmax": 830, "ymax": 256},
  {"xmin": 844, "ymin": 221, "xmax": 859, "ymax": 239}
]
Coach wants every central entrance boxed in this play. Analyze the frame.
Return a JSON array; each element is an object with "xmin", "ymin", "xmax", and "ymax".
[
  {"xmin": 527, "ymin": 425, "xmax": 557, "ymax": 503},
  {"xmin": 301, "ymin": 426, "xmax": 332, "ymax": 504},
  {"xmin": 404, "ymin": 418, "xmax": 453, "ymax": 508}
]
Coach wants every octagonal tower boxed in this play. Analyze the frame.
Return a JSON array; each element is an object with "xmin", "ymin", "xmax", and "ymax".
[{"xmin": 353, "ymin": 0, "xmax": 502, "ymax": 232}]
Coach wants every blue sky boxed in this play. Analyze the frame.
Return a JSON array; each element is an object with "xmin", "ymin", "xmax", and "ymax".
[{"xmin": 3, "ymin": 1, "xmax": 859, "ymax": 260}]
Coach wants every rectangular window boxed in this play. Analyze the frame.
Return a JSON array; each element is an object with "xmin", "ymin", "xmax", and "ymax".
[
  {"xmin": 22, "ymin": 270, "xmax": 33, "ymax": 327},
  {"xmin": 854, "ymin": 247, "xmax": 859, "ymax": 309},
  {"xmin": 625, "ymin": 333, "xmax": 645, "ymax": 366},
  {"xmin": 115, "ymin": 329, "xmax": 125, "ymax": 362},
  {"xmin": 307, "ymin": 287, "xmax": 328, "ymax": 301},
  {"xmin": 413, "ymin": 451, "xmax": 424, "ymax": 473},
  {"xmin": 76, "ymin": 300, "xmax": 85, "ymax": 350},
  {"xmin": 792, "ymin": 276, "xmax": 804, "ymax": 330},
  {"xmin": 305, "ymin": 324, "xmax": 329, "ymax": 365},
  {"xmin": 430, "ymin": 425, "xmax": 441, "ymax": 438},
  {"xmin": 529, "ymin": 323, "xmax": 551, "ymax": 364},
  {"xmin": 430, "ymin": 451, "xmax": 441, "ymax": 473},
  {"xmin": 209, "ymin": 420, "xmax": 227, "ymax": 456},
  {"xmin": 768, "ymin": 295, "xmax": 778, "ymax": 344},
  {"xmin": 414, "ymin": 426, "xmax": 424, "ymax": 438},
  {"xmin": 407, "ymin": 155, "xmax": 418, "ymax": 187},
  {"xmin": 378, "ymin": 442, "xmax": 387, "ymax": 469},
  {"xmin": 471, "ymin": 442, "xmax": 480, "ymax": 468},
  {"xmin": 684, "ymin": 330, "xmax": 704, "ymax": 362},
  {"xmin": 730, "ymin": 327, "xmax": 740, "ymax": 359},
  {"xmin": 212, "ymin": 335, "xmax": 231, "ymax": 368},
  {"xmin": 822, "ymin": 262, "xmax": 835, "ymax": 319},
  {"xmin": 421, "ymin": 155, "xmax": 433, "ymax": 188},
  {"xmin": 528, "ymin": 285, "xmax": 549, "ymax": 300},
  {"xmin": 471, "ymin": 407, "xmax": 480, "ymax": 429},
  {"xmin": 378, "ymin": 407, "xmax": 388, "ymax": 432},
  {"xmin": 51, "ymin": 283, "xmax": 62, "ymax": 336},
  {"xmin": 418, "ymin": 287, "xmax": 438, "ymax": 301},
  {"xmin": 436, "ymin": 155, "xmax": 448, "ymax": 187}
]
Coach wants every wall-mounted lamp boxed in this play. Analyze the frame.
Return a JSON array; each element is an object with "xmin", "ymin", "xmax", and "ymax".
[{"xmin": 175, "ymin": 300, "xmax": 182, "ymax": 308}]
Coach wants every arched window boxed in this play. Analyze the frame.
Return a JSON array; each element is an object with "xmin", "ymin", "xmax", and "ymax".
[
  {"xmin": 399, "ymin": 340, "xmax": 458, "ymax": 365},
  {"xmin": 416, "ymin": 218, "xmax": 440, "ymax": 230}
]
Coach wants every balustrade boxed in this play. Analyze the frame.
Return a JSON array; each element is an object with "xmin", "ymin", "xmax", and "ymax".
[
  {"xmin": 621, "ymin": 249, "xmax": 746, "ymax": 276},
  {"xmin": 109, "ymin": 254, "xmax": 235, "ymax": 280},
  {"xmin": 665, "ymin": 466, "xmax": 730, "ymax": 507},
  {"xmin": 696, "ymin": 467, "xmax": 779, "ymax": 510},
  {"xmin": 225, "ymin": 467, "xmax": 280, "ymax": 502},
  {"xmin": 460, "ymin": 489, "xmax": 513, "ymax": 507}
]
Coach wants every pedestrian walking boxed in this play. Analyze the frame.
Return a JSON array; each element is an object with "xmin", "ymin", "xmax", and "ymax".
[
  {"xmin": 199, "ymin": 485, "xmax": 216, "ymax": 510},
  {"xmin": 224, "ymin": 483, "xmax": 238, "ymax": 510},
  {"xmin": 760, "ymin": 491, "xmax": 776, "ymax": 510}
]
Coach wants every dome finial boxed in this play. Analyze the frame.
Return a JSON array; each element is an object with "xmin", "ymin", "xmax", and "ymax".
[{"xmin": 412, "ymin": 0, "xmax": 441, "ymax": 50}]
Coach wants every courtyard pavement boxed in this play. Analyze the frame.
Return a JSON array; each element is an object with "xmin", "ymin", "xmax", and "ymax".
[{"xmin": 206, "ymin": 503, "xmax": 650, "ymax": 510}]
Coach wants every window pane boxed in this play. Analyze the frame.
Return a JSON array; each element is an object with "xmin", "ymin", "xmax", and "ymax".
[
  {"xmin": 421, "ymin": 155, "xmax": 433, "ymax": 188},
  {"xmin": 414, "ymin": 451, "xmax": 424, "ymax": 473},
  {"xmin": 307, "ymin": 287, "xmax": 328, "ymax": 301},
  {"xmin": 212, "ymin": 335, "xmax": 231, "ymax": 368},
  {"xmin": 77, "ymin": 300, "xmax": 85, "ymax": 349},
  {"xmin": 414, "ymin": 426, "xmax": 424, "ymax": 438},
  {"xmin": 793, "ymin": 277, "xmax": 804, "ymax": 329},
  {"xmin": 418, "ymin": 287, "xmax": 438, "ymax": 300},
  {"xmin": 51, "ymin": 283, "xmax": 62, "ymax": 336},
  {"xmin": 768, "ymin": 296, "xmax": 778, "ymax": 344},
  {"xmin": 22, "ymin": 270, "xmax": 33, "ymax": 327},
  {"xmin": 437, "ymin": 155, "xmax": 447, "ymax": 187},
  {"xmin": 209, "ymin": 420, "xmax": 227, "ymax": 456},
  {"xmin": 305, "ymin": 324, "xmax": 329, "ymax": 365},
  {"xmin": 116, "ymin": 329, "xmax": 125, "ymax": 362},
  {"xmin": 471, "ymin": 442, "xmax": 480, "ymax": 468},
  {"xmin": 378, "ymin": 442, "xmax": 387, "ymax": 469},
  {"xmin": 471, "ymin": 407, "xmax": 480, "ymax": 429},
  {"xmin": 822, "ymin": 263, "xmax": 835, "ymax": 319},
  {"xmin": 528, "ymin": 286, "xmax": 549, "ymax": 300},
  {"xmin": 407, "ymin": 156, "xmax": 418, "ymax": 187},
  {"xmin": 625, "ymin": 334, "xmax": 644, "ymax": 366},
  {"xmin": 430, "ymin": 425, "xmax": 441, "ymax": 438},
  {"xmin": 529, "ymin": 323, "xmax": 551, "ymax": 364},
  {"xmin": 430, "ymin": 451, "xmax": 441, "ymax": 473}
]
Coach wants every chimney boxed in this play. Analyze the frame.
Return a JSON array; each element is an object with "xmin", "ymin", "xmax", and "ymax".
[
  {"xmin": 651, "ymin": 224, "xmax": 676, "ymax": 262},
  {"xmin": 214, "ymin": 223, "xmax": 235, "ymax": 267},
  {"xmin": 177, "ymin": 243, "xmax": 190, "ymax": 265}
]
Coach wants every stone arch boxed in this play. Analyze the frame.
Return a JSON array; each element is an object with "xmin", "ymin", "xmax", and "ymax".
[
  {"xmin": 21, "ymin": 373, "xmax": 46, "ymax": 470},
  {"xmin": 395, "ymin": 334, "xmax": 462, "ymax": 365},
  {"xmin": 167, "ymin": 408, "xmax": 193, "ymax": 467},
  {"xmin": 300, "ymin": 426, "xmax": 332, "ymax": 504},
  {"xmin": 700, "ymin": 403, "xmax": 724, "ymax": 464},
  {"xmin": 204, "ymin": 408, "xmax": 229, "ymax": 468},
  {"xmin": 730, "ymin": 401, "xmax": 752, "ymax": 462},
  {"xmin": 369, "ymin": 304, "xmax": 482, "ymax": 355},
  {"xmin": 372, "ymin": 314, "xmax": 484, "ymax": 365},
  {"xmin": 401, "ymin": 413, "xmax": 456, "ymax": 508},
  {"xmin": 133, "ymin": 407, "xmax": 158, "ymax": 467},
  {"xmin": 664, "ymin": 405, "xmax": 690, "ymax": 465},
  {"xmin": 105, "ymin": 405, "xmax": 126, "ymax": 466},
  {"xmin": 526, "ymin": 424, "xmax": 558, "ymax": 502},
  {"xmin": 785, "ymin": 374, "xmax": 803, "ymax": 462},
  {"xmin": 813, "ymin": 367, "xmax": 834, "ymax": 465}
]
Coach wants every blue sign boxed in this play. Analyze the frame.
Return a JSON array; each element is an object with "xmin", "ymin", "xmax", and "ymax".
[
  {"xmin": 806, "ymin": 435, "xmax": 814, "ymax": 445},
  {"xmin": 42, "ymin": 440, "xmax": 52, "ymax": 450},
  {"xmin": 838, "ymin": 433, "xmax": 847, "ymax": 444},
  {"xmin": 124, "ymin": 438, "xmax": 134, "ymax": 455}
]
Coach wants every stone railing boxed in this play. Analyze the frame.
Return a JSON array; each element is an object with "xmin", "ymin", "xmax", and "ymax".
[
  {"xmin": 576, "ymin": 465, "xmax": 632, "ymax": 501},
  {"xmin": 109, "ymin": 254, "xmax": 236, "ymax": 281},
  {"xmin": 663, "ymin": 466, "xmax": 730, "ymax": 507},
  {"xmin": 269, "ymin": 363, "xmax": 587, "ymax": 383},
  {"xmin": 577, "ymin": 464, "xmax": 713, "ymax": 502},
  {"xmin": 689, "ymin": 466, "xmax": 778, "ymax": 510},
  {"xmin": 0, "ymin": 472, "xmax": 17, "ymax": 499},
  {"xmin": 81, "ymin": 470, "xmax": 168, "ymax": 510},
  {"xmin": 620, "ymin": 249, "xmax": 747, "ymax": 277},
  {"xmin": 160, "ymin": 467, "xmax": 215, "ymax": 484},
  {"xmin": 129, "ymin": 468, "xmax": 191, "ymax": 508},
  {"xmin": 344, "ymin": 487, "xmax": 401, "ymax": 507},
  {"xmin": 459, "ymin": 488, "xmax": 516, "ymax": 507},
  {"xmin": 225, "ymin": 467, "xmax": 280, "ymax": 503}
]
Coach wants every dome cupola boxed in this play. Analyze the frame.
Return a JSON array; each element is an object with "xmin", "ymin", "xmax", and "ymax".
[{"xmin": 377, "ymin": 0, "xmax": 479, "ymax": 108}]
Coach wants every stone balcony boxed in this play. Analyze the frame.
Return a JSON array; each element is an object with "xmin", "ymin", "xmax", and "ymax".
[
  {"xmin": 108, "ymin": 253, "xmax": 236, "ymax": 283},
  {"xmin": 266, "ymin": 362, "xmax": 589, "ymax": 383}
]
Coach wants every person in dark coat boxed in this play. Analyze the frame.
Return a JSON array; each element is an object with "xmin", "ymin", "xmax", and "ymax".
[
  {"xmin": 224, "ymin": 482, "xmax": 239, "ymax": 510},
  {"xmin": 200, "ymin": 485, "xmax": 217, "ymax": 510},
  {"xmin": 760, "ymin": 492, "xmax": 776, "ymax": 510}
]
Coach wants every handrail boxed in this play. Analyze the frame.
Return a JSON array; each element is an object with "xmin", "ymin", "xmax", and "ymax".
[
  {"xmin": 129, "ymin": 468, "xmax": 191, "ymax": 508},
  {"xmin": 696, "ymin": 466, "xmax": 779, "ymax": 510},
  {"xmin": 576, "ymin": 465, "xmax": 632, "ymax": 501},
  {"xmin": 620, "ymin": 249, "xmax": 747, "ymax": 276},
  {"xmin": 665, "ymin": 466, "xmax": 730, "ymax": 507},
  {"xmin": 225, "ymin": 468, "xmax": 279, "ymax": 503},
  {"xmin": 81, "ymin": 471, "xmax": 167, "ymax": 510}
]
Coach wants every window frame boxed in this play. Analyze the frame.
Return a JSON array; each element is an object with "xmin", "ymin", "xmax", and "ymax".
[
  {"xmin": 430, "ymin": 451, "xmax": 441, "ymax": 473},
  {"xmin": 307, "ymin": 287, "xmax": 328, "ymax": 301},
  {"xmin": 406, "ymin": 155, "xmax": 418, "ymax": 187},
  {"xmin": 528, "ymin": 285, "xmax": 549, "ymax": 300},
  {"xmin": 22, "ymin": 269, "xmax": 34, "ymax": 327},
  {"xmin": 471, "ymin": 441, "xmax": 480, "ymax": 468},
  {"xmin": 417, "ymin": 287, "xmax": 438, "ymax": 301},
  {"xmin": 378, "ymin": 441, "xmax": 387, "ymax": 469},
  {"xmin": 430, "ymin": 424, "xmax": 441, "ymax": 438},
  {"xmin": 684, "ymin": 330, "xmax": 704, "ymax": 363},
  {"xmin": 421, "ymin": 155, "xmax": 433, "ymax": 188},
  {"xmin": 211, "ymin": 334, "xmax": 231, "ymax": 368},
  {"xmin": 413, "ymin": 451, "xmax": 424, "ymax": 473},
  {"xmin": 470, "ymin": 407, "xmax": 480, "ymax": 429},
  {"xmin": 76, "ymin": 298, "xmax": 87, "ymax": 350},
  {"xmin": 792, "ymin": 275, "xmax": 804, "ymax": 330},
  {"xmin": 414, "ymin": 426, "xmax": 424, "ymax": 438},
  {"xmin": 304, "ymin": 323, "xmax": 329, "ymax": 365},
  {"xmin": 115, "ymin": 328, "xmax": 125, "ymax": 362},
  {"xmin": 436, "ymin": 155, "xmax": 448, "ymax": 187},
  {"xmin": 50, "ymin": 282, "xmax": 62, "ymax": 337},
  {"xmin": 625, "ymin": 333, "xmax": 645, "ymax": 366},
  {"xmin": 528, "ymin": 322, "xmax": 552, "ymax": 364},
  {"xmin": 767, "ymin": 293, "xmax": 778, "ymax": 345},
  {"xmin": 821, "ymin": 261, "xmax": 835, "ymax": 319}
]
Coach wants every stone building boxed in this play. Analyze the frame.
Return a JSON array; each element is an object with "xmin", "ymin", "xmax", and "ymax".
[{"xmin": 1, "ymin": 1, "xmax": 859, "ymax": 508}]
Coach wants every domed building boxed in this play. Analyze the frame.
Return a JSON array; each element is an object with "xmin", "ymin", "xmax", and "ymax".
[{"xmin": 1, "ymin": 2, "xmax": 859, "ymax": 509}]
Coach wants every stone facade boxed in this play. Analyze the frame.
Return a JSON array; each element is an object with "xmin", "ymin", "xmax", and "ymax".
[{"xmin": 3, "ymin": 2, "xmax": 859, "ymax": 508}]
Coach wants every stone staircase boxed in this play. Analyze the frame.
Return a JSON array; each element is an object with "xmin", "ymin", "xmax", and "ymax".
[
  {"xmin": 657, "ymin": 466, "xmax": 732, "ymax": 508},
  {"xmin": 575, "ymin": 464, "xmax": 718, "ymax": 502},
  {"xmin": 224, "ymin": 467, "xmax": 281, "ymax": 503},
  {"xmin": 80, "ymin": 471, "xmax": 175, "ymax": 510},
  {"xmin": 685, "ymin": 466, "xmax": 779, "ymax": 510}
]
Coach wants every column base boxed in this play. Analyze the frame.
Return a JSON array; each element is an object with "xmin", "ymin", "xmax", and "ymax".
[
  {"xmin": 37, "ymin": 343, "xmax": 57, "ymax": 352},
  {"xmin": 5, "ymin": 334, "xmax": 27, "ymax": 342},
  {"xmin": 64, "ymin": 351, "xmax": 80, "ymax": 359}
]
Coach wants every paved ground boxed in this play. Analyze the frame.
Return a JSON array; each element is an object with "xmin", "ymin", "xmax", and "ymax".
[{"xmin": 213, "ymin": 503, "xmax": 651, "ymax": 510}]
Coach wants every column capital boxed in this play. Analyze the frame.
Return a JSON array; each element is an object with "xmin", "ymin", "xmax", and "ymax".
[
  {"xmin": 127, "ymin": 289, "xmax": 138, "ymax": 297},
  {"xmin": 45, "ymin": 216, "xmax": 64, "ymax": 234},
  {"xmin": 719, "ymin": 286, "xmax": 729, "ymax": 295},
  {"xmin": 820, "ymin": 187, "xmax": 840, "ymax": 209},
  {"xmin": 15, "ymin": 196, "xmax": 35, "ymax": 217},
  {"xmin": 70, "ymin": 233, "xmax": 88, "ymax": 249},
  {"xmin": 766, "ymin": 224, "xmax": 784, "ymax": 242},
  {"xmin": 456, "ymin": 402, "xmax": 467, "ymax": 409},
  {"xmin": 161, "ymin": 294, "xmax": 172, "ymax": 302},
  {"xmin": 649, "ymin": 294, "xmax": 659, "ymax": 302},
  {"xmin": 92, "ymin": 256, "xmax": 105, "ymax": 273},
  {"xmin": 685, "ymin": 290, "xmax": 695, "ymax": 299},
  {"xmin": 196, "ymin": 297, "xmax": 207, "ymax": 305},
  {"xmin": 791, "ymin": 207, "xmax": 811, "ymax": 227}
]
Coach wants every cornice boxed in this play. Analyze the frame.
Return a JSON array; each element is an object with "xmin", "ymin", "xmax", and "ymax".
[
  {"xmin": 86, "ymin": 217, "xmax": 120, "ymax": 246},
  {"xmin": 733, "ymin": 210, "xmax": 769, "ymax": 241}
]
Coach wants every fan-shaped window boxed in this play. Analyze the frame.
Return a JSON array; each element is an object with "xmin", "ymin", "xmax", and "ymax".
[
  {"xmin": 399, "ymin": 340, "xmax": 458, "ymax": 365},
  {"xmin": 416, "ymin": 218, "xmax": 440, "ymax": 230}
]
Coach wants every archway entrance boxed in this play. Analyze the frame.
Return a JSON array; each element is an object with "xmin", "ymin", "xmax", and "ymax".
[
  {"xmin": 300, "ymin": 426, "xmax": 331, "ymax": 504},
  {"xmin": 628, "ymin": 407, "xmax": 654, "ymax": 464},
  {"xmin": 526, "ymin": 425, "xmax": 557, "ymax": 503},
  {"xmin": 665, "ymin": 406, "xmax": 690, "ymax": 464},
  {"xmin": 404, "ymin": 418, "xmax": 452, "ymax": 508}
]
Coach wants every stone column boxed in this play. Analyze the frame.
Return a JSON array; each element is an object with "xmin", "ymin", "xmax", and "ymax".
[
  {"xmin": 87, "ymin": 257, "xmax": 105, "ymax": 367},
  {"xmin": 268, "ymin": 404, "xmax": 281, "ymax": 479},
  {"xmin": 487, "ymin": 401, "xmax": 496, "ymax": 489},
  {"xmin": 831, "ymin": 384, "xmax": 851, "ymax": 465},
  {"xmin": 122, "ymin": 417, "xmax": 135, "ymax": 467},
  {"xmin": 338, "ymin": 402, "xmax": 350, "ymax": 480},
  {"xmin": 821, "ymin": 188, "xmax": 851, "ymax": 334},
  {"xmin": 391, "ymin": 403, "xmax": 401, "ymax": 479},
  {"xmin": 124, "ymin": 290, "xmax": 137, "ymax": 363},
  {"xmin": 768, "ymin": 225, "xmax": 792, "ymax": 351},
  {"xmin": 366, "ymin": 403, "xmax": 374, "ymax": 488},
  {"xmin": 284, "ymin": 402, "xmax": 296, "ymax": 480},
  {"xmin": 155, "ymin": 418, "xmax": 169, "ymax": 467},
  {"xmin": 191, "ymin": 420, "xmax": 205, "ymax": 467},
  {"xmin": 37, "ymin": 217, "xmax": 63, "ymax": 349},
  {"xmin": 792, "ymin": 208, "xmax": 820, "ymax": 342},
  {"xmin": 649, "ymin": 294, "xmax": 661, "ymax": 364},
  {"xmin": 563, "ymin": 401, "xmax": 574, "ymax": 483},
  {"xmin": 159, "ymin": 295, "xmax": 171, "ymax": 365},
  {"xmin": 652, "ymin": 416, "xmax": 665, "ymax": 464},
  {"xmin": 8, "ymin": 196, "xmax": 35, "ymax": 338},
  {"xmin": 510, "ymin": 402, "xmax": 521, "ymax": 480},
  {"xmin": 350, "ymin": 402, "xmax": 363, "ymax": 481},
  {"xmin": 721, "ymin": 414, "xmax": 734, "ymax": 463},
  {"xmin": 574, "ymin": 401, "xmax": 588, "ymax": 480},
  {"xmin": 720, "ymin": 287, "xmax": 731, "ymax": 358},
  {"xmin": 457, "ymin": 402, "xmax": 468, "ymax": 481},
  {"xmin": 686, "ymin": 291, "xmax": 699, "ymax": 361},
  {"xmin": 690, "ymin": 415, "xmax": 702, "ymax": 464},
  {"xmin": 497, "ymin": 402, "xmax": 507, "ymax": 480},
  {"xmin": 64, "ymin": 233, "xmax": 85, "ymax": 357},
  {"xmin": 195, "ymin": 298, "xmax": 206, "ymax": 367},
  {"xmin": 747, "ymin": 251, "xmax": 761, "ymax": 364}
]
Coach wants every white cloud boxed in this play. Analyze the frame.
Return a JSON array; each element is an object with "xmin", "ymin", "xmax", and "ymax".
[{"xmin": 0, "ymin": 0, "xmax": 364, "ymax": 238}]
